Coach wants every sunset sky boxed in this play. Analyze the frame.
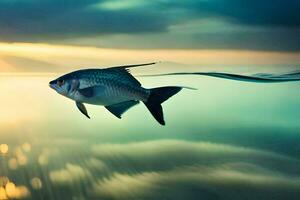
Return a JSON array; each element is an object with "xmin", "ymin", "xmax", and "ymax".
[{"xmin": 0, "ymin": 0, "xmax": 299, "ymax": 73}]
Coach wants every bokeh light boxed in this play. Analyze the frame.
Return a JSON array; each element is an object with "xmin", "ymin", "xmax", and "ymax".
[
  {"xmin": 38, "ymin": 154, "xmax": 48, "ymax": 166},
  {"xmin": 21, "ymin": 143, "xmax": 31, "ymax": 153},
  {"xmin": 30, "ymin": 177, "xmax": 42, "ymax": 190},
  {"xmin": 0, "ymin": 144, "xmax": 8, "ymax": 155},
  {"xmin": 8, "ymin": 158, "xmax": 18, "ymax": 170},
  {"xmin": 0, "ymin": 177, "xmax": 9, "ymax": 187},
  {"xmin": 0, "ymin": 187, "xmax": 8, "ymax": 200},
  {"xmin": 5, "ymin": 182, "xmax": 30, "ymax": 199}
]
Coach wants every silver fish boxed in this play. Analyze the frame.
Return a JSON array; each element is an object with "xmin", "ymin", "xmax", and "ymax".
[{"xmin": 49, "ymin": 62, "xmax": 182, "ymax": 125}]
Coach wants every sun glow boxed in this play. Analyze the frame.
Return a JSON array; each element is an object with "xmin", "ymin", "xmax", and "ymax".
[{"xmin": 0, "ymin": 42, "xmax": 300, "ymax": 74}]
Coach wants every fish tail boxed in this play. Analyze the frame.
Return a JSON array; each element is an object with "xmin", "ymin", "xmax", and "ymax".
[{"xmin": 143, "ymin": 86, "xmax": 182, "ymax": 125}]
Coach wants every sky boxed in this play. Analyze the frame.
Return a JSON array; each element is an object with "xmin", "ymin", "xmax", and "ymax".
[{"xmin": 0, "ymin": 0, "xmax": 299, "ymax": 74}]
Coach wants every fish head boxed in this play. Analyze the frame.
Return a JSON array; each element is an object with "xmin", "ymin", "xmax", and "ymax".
[{"xmin": 49, "ymin": 78, "xmax": 73, "ymax": 97}]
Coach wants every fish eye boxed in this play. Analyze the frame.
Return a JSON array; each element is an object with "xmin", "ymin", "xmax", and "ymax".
[{"xmin": 57, "ymin": 80, "xmax": 65, "ymax": 86}]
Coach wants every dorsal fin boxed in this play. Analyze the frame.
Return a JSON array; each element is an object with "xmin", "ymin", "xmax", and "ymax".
[
  {"xmin": 107, "ymin": 62, "xmax": 157, "ymax": 70},
  {"xmin": 102, "ymin": 62, "xmax": 157, "ymax": 86}
]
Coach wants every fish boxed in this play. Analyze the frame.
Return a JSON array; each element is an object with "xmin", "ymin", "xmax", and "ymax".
[{"xmin": 49, "ymin": 62, "xmax": 183, "ymax": 125}]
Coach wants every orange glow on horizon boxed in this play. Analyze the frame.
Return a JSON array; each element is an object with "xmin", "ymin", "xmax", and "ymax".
[
  {"xmin": 0, "ymin": 42, "xmax": 299, "ymax": 73},
  {"xmin": 0, "ymin": 57, "xmax": 15, "ymax": 72}
]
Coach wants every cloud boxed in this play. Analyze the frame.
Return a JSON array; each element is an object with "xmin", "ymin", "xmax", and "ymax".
[
  {"xmin": 93, "ymin": 0, "xmax": 148, "ymax": 11},
  {"xmin": 91, "ymin": 140, "xmax": 300, "ymax": 174},
  {"xmin": 221, "ymin": 0, "xmax": 300, "ymax": 27},
  {"xmin": 49, "ymin": 163, "xmax": 91, "ymax": 185},
  {"xmin": 92, "ymin": 164, "xmax": 300, "ymax": 200},
  {"xmin": 93, "ymin": 172, "xmax": 160, "ymax": 199},
  {"xmin": 2, "ymin": 140, "xmax": 300, "ymax": 199},
  {"xmin": 90, "ymin": 140, "xmax": 300, "ymax": 200},
  {"xmin": 163, "ymin": 0, "xmax": 300, "ymax": 27},
  {"xmin": 85, "ymin": 158, "xmax": 109, "ymax": 171},
  {"xmin": 0, "ymin": 55, "xmax": 61, "ymax": 72},
  {"xmin": 0, "ymin": 0, "xmax": 299, "ymax": 51},
  {"xmin": 0, "ymin": 0, "xmax": 169, "ymax": 42}
]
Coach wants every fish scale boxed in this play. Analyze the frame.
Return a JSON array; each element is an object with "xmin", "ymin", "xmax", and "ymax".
[{"xmin": 79, "ymin": 74, "xmax": 148, "ymax": 103}]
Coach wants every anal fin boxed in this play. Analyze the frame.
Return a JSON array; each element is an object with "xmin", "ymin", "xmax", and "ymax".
[{"xmin": 105, "ymin": 100, "xmax": 139, "ymax": 119}]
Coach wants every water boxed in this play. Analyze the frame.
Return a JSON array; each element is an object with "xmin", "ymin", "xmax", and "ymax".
[
  {"xmin": 141, "ymin": 70, "xmax": 300, "ymax": 82},
  {"xmin": 1, "ymin": 73, "xmax": 300, "ymax": 200}
]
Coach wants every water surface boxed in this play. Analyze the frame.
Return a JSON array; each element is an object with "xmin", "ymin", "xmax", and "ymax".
[{"xmin": 1, "ymin": 73, "xmax": 300, "ymax": 200}]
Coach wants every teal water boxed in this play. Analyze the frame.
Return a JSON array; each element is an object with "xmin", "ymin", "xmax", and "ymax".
[{"xmin": 1, "ymin": 74, "xmax": 300, "ymax": 200}]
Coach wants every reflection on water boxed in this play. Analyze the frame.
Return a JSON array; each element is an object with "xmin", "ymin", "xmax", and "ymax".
[
  {"xmin": 0, "ymin": 178, "xmax": 30, "ymax": 200},
  {"xmin": 0, "ymin": 143, "xmax": 32, "ymax": 200},
  {"xmin": 1, "ymin": 74, "xmax": 300, "ymax": 199},
  {"xmin": 141, "ymin": 70, "xmax": 300, "ymax": 82}
]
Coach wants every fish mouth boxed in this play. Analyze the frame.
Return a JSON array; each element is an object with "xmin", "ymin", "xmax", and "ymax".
[
  {"xmin": 49, "ymin": 80, "xmax": 57, "ymax": 88},
  {"xmin": 49, "ymin": 83, "xmax": 56, "ymax": 90},
  {"xmin": 49, "ymin": 80, "xmax": 58, "ymax": 90},
  {"xmin": 49, "ymin": 83, "xmax": 61, "ymax": 93},
  {"xmin": 49, "ymin": 83, "xmax": 68, "ymax": 96}
]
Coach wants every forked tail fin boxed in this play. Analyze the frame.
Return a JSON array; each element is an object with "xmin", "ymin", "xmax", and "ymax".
[{"xmin": 143, "ymin": 86, "xmax": 182, "ymax": 125}]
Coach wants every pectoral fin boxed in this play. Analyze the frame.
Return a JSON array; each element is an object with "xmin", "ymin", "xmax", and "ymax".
[
  {"xmin": 105, "ymin": 100, "xmax": 139, "ymax": 119},
  {"xmin": 78, "ymin": 85, "xmax": 105, "ymax": 98},
  {"xmin": 76, "ymin": 101, "xmax": 90, "ymax": 119}
]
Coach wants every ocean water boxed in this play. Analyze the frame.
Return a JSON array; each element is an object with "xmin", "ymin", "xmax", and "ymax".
[{"xmin": 1, "ymin": 73, "xmax": 300, "ymax": 200}]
